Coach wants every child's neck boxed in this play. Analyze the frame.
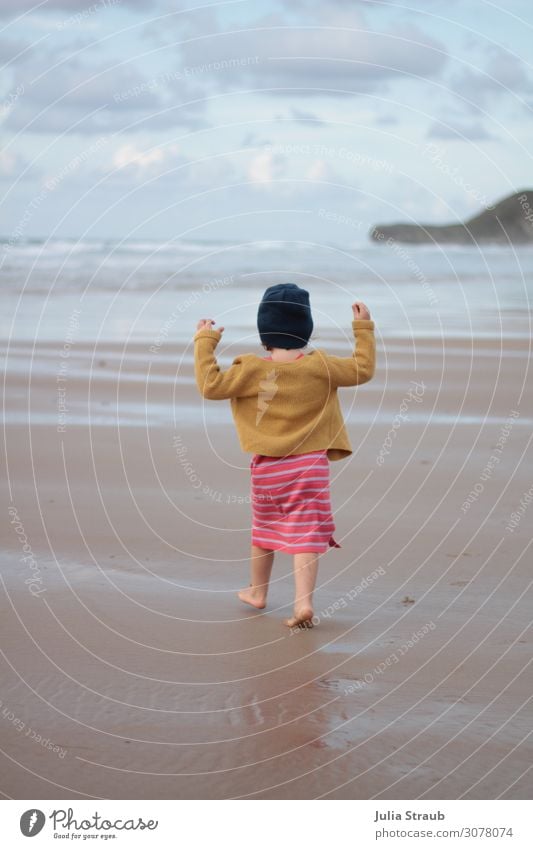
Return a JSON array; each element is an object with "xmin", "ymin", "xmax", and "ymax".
[{"xmin": 266, "ymin": 347, "xmax": 306, "ymax": 362}]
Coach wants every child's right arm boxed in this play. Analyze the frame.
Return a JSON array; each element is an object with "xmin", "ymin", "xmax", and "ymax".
[
  {"xmin": 194, "ymin": 320, "xmax": 249, "ymax": 400},
  {"xmin": 324, "ymin": 302, "xmax": 376, "ymax": 388}
]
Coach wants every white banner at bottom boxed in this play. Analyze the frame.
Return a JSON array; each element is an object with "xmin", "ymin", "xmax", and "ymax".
[{"xmin": 1, "ymin": 799, "xmax": 531, "ymax": 848}]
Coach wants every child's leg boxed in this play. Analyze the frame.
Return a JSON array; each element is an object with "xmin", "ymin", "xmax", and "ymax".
[
  {"xmin": 238, "ymin": 544, "xmax": 274, "ymax": 609},
  {"xmin": 284, "ymin": 551, "xmax": 318, "ymax": 628}
]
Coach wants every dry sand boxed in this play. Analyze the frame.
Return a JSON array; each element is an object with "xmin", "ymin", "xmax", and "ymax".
[{"xmin": 1, "ymin": 331, "xmax": 532, "ymax": 799}]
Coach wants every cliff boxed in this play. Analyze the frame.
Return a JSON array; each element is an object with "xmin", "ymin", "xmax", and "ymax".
[{"xmin": 369, "ymin": 190, "xmax": 533, "ymax": 245}]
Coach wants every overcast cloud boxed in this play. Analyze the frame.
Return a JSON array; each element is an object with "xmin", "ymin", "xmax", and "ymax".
[{"xmin": 0, "ymin": 0, "xmax": 530, "ymax": 241}]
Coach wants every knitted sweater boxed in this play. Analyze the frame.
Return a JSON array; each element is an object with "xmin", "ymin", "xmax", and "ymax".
[{"xmin": 193, "ymin": 318, "xmax": 376, "ymax": 461}]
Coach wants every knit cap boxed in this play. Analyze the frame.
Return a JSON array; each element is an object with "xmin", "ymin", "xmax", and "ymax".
[{"xmin": 257, "ymin": 283, "xmax": 313, "ymax": 349}]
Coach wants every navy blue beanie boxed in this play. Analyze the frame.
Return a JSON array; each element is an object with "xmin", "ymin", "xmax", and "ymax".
[{"xmin": 257, "ymin": 284, "xmax": 313, "ymax": 349}]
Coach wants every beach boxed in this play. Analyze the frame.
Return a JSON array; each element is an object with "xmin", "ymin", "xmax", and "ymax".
[{"xmin": 1, "ymin": 240, "xmax": 532, "ymax": 799}]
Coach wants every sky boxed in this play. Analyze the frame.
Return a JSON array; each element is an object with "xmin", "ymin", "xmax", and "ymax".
[{"xmin": 0, "ymin": 0, "xmax": 532, "ymax": 244}]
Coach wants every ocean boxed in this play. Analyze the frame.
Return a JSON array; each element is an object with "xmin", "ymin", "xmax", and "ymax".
[{"xmin": 2, "ymin": 237, "xmax": 532, "ymax": 346}]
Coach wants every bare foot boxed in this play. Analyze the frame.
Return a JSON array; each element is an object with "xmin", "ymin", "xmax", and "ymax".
[
  {"xmin": 238, "ymin": 585, "xmax": 267, "ymax": 609},
  {"xmin": 284, "ymin": 608, "xmax": 314, "ymax": 629}
]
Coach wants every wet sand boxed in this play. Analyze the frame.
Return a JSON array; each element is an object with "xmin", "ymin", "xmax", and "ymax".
[{"xmin": 1, "ymin": 331, "xmax": 532, "ymax": 799}]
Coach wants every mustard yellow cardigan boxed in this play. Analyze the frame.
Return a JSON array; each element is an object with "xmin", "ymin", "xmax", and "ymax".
[{"xmin": 194, "ymin": 319, "xmax": 376, "ymax": 461}]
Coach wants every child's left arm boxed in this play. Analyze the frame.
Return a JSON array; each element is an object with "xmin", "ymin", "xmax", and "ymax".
[{"xmin": 194, "ymin": 319, "xmax": 248, "ymax": 400}]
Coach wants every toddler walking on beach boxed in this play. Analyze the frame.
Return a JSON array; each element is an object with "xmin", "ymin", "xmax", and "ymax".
[{"xmin": 194, "ymin": 284, "xmax": 376, "ymax": 628}]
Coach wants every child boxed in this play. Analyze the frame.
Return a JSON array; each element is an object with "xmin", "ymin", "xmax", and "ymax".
[{"xmin": 194, "ymin": 283, "xmax": 376, "ymax": 629}]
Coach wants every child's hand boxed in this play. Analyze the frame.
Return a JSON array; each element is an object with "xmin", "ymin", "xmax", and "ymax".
[
  {"xmin": 196, "ymin": 319, "xmax": 225, "ymax": 334},
  {"xmin": 352, "ymin": 301, "xmax": 371, "ymax": 320}
]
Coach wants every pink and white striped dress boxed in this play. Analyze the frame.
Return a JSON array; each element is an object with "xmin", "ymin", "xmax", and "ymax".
[
  {"xmin": 250, "ymin": 350, "xmax": 341, "ymax": 553},
  {"xmin": 250, "ymin": 450, "xmax": 342, "ymax": 553}
]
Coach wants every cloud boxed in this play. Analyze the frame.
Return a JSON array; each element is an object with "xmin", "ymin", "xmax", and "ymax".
[
  {"xmin": 247, "ymin": 150, "xmax": 286, "ymax": 184},
  {"xmin": 0, "ymin": 0, "xmax": 149, "ymax": 14},
  {"xmin": 241, "ymin": 132, "xmax": 272, "ymax": 148},
  {"xmin": 178, "ymin": 15, "xmax": 448, "ymax": 96},
  {"xmin": 426, "ymin": 119, "xmax": 496, "ymax": 141},
  {"xmin": 450, "ymin": 45, "xmax": 531, "ymax": 110},
  {"xmin": 0, "ymin": 148, "xmax": 39, "ymax": 180},
  {"xmin": 99, "ymin": 142, "xmax": 238, "ymax": 189},
  {"xmin": 272, "ymin": 106, "xmax": 324, "ymax": 125},
  {"xmin": 332, "ymin": 0, "xmax": 457, "ymax": 5},
  {"xmin": 245, "ymin": 147, "xmax": 340, "ymax": 194},
  {"xmin": 426, "ymin": 44, "xmax": 530, "ymax": 140},
  {"xmin": 305, "ymin": 158, "xmax": 332, "ymax": 181},
  {"xmin": 289, "ymin": 106, "xmax": 324, "ymax": 125},
  {"xmin": 374, "ymin": 113, "xmax": 398, "ymax": 125},
  {"xmin": 111, "ymin": 142, "xmax": 182, "ymax": 173},
  {"xmin": 98, "ymin": 140, "xmax": 185, "ymax": 185},
  {"xmin": 0, "ymin": 35, "xmax": 32, "ymax": 64},
  {"xmin": 3, "ymin": 53, "xmax": 207, "ymax": 134},
  {"xmin": 142, "ymin": 2, "xmax": 220, "ymax": 46}
]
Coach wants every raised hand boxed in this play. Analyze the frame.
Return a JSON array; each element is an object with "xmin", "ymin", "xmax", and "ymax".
[
  {"xmin": 196, "ymin": 318, "xmax": 225, "ymax": 334},
  {"xmin": 352, "ymin": 301, "xmax": 371, "ymax": 320}
]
